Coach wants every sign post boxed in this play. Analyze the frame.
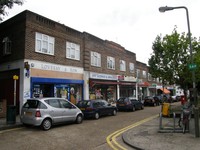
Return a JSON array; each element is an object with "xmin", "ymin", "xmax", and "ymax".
[{"xmin": 13, "ymin": 75, "xmax": 19, "ymax": 106}]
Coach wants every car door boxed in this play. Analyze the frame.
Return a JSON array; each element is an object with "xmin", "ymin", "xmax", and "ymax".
[
  {"xmin": 101, "ymin": 100, "xmax": 112, "ymax": 115},
  {"xmin": 130, "ymin": 98, "xmax": 140, "ymax": 109},
  {"xmin": 46, "ymin": 99, "xmax": 63, "ymax": 123},
  {"xmin": 59, "ymin": 99, "xmax": 78, "ymax": 122},
  {"xmin": 96, "ymin": 100, "xmax": 106, "ymax": 116}
]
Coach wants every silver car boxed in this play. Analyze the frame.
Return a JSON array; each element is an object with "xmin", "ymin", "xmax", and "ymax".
[{"xmin": 20, "ymin": 97, "xmax": 83, "ymax": 130}]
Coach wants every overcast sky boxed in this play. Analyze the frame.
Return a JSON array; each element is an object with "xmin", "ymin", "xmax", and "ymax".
[{"xmin": 3, "ymin": 0, "xmax": 200, "ymax": 64}]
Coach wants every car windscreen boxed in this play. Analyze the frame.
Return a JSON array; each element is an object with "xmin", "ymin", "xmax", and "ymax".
[{"xmin": 77, "ymin": 101, "xmax": 91, "ymax": 107}]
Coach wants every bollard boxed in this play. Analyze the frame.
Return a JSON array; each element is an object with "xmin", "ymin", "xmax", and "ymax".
[
  {"xmin": 173, "ymin": 112, "xmax": 176, "ymax": 132},
  {"xmin": 159, "ymin": 113, "xmax": 162, "ymax": 130}
]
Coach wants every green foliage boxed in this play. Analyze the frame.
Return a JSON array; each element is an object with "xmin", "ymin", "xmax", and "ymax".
[
  {"xmin": 148, "ymin": 26, "xmax": 200, "ymax": 90},
  {"xmin": 0, "ymin": 0, "xmax": 23, "ymax": 21}
]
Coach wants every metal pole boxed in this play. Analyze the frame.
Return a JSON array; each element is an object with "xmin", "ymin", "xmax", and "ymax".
[
  {"xmin": 184, "ymin": 7, "xmax": 199, "ymax": 138},
  {"xmin": 159, "ymin": 6, "xmax": 199, "ymax": 137},
  {"xmin": 14, "ymin": 79, "xmax": 16, "ymax": 106}
]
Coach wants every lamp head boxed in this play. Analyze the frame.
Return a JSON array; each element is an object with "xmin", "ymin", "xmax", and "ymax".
[{"xmin": 159, "ymin": 6, "xmax": 174, "ymax": 12}]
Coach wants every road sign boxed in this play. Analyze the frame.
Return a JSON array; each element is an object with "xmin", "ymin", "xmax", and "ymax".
[{"xmin": 188, "ymin": 63, "xmax": 197, "ymax": 70}]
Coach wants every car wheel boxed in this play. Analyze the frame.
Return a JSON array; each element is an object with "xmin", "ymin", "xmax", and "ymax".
[
  {"xmin": 141, "ymin": 105, "xmax": 144, "ymax": 110},
  {"xmin": 132, "ymin": 106, "xmax": 136, "ymax": 112},
  {"xmin": 76, "ymin": 114, "xmax": 83, "ymax": 124},
  {"xmin": 41, "ymin": 118, "xmax": 52, "ymax": 131},
  {"xmin": 112, "ymin": 109, "xmax": 117, "ymax": 116},
  {"xmin": 153, "ymin": 103, "xmax": 156, "ymax": 107},
  {"xmin": 94, "ymin": 112, "xmax": 100, "ymax": 119}
]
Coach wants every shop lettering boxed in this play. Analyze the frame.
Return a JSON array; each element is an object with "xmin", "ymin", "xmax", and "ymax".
[
  {"xmin": 70, "ymin": 68, "xmax": 77, "ymax": 73},
  {"xmin": 41, "ymin": 64, "xmax": 60, "ymax": 71},
  {"xmin": 91, "ymin": 73, "xmax": 117, "ymax": 80}
]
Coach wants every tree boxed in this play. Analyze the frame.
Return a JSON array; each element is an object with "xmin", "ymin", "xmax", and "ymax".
[
  {"xmin": 0, "ymin": 0, "xmax": 23, "ymax": 21},
  {"xmin": 148, "ymin": 27, "xmax": 200, "ymax": 94}
]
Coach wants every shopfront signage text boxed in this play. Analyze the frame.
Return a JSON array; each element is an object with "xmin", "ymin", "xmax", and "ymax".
[
  {"xmin": 30, "ymin": 60, "xmax": 83, "ymax": 74},
  {"xmin": 90, "ymin": 72, "xmax": 117, "ymax": 80}
]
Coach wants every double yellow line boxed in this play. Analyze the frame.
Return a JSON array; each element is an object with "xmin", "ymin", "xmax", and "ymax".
[{"xmin": 106, "ymin": 114, "xmax": 159, "ymax": 150}]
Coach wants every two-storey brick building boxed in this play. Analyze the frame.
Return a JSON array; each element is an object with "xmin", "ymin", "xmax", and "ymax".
[{"xmin": 0, "ymin": 10, "xmax": 158, "ymax": 114}]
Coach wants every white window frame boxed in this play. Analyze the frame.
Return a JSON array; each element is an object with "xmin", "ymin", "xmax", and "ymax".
[
  {"xmin": 129, "ymin": 62, "xmax": 134, "ymax": 73},
  {"xmin": 2, "ymin": 37, "xmax": 11, "ymax": 55},
  {"xmin": 35, "ymin": 32, "xmax": 55, "ymax": 55},
  {"xmin": 66, "ymin": 41, "xmax": 80, "ymax": 60},
  {"xmin": 120, "ymin": 60, "xmax": 126, "ymax": 71},
  {"xmin": 107, "ymin": 56, "xmax": 115, "ymax": 70},
  {"xmin": 148, "ymin": 73, "xmax": 151, "ymax": 81},
  {"xmin": 91, "ymin": 51, "xmax": 101, "ymax": 67},
  {"xmin": 143, "ymin": 70, "xmax": 147, "ymax": 78},
  {"xmin": 136, "ymin": 69, "xmax": 140, "ymax": 78}
]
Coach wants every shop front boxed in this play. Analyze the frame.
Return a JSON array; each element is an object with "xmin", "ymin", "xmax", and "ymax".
[
  {"xmin": 89, "ymin": 72, "xmax": 118, "ymax": 102},
  {"xmin": 24, "ymin": 60, "xmax": 84, "ymax": 105},
  {"xmin": 118, "ymin": 76, "xmax": 137, "ymax": 98},
  {"xmin": 138, "ymin": 81, "xmax": 150, "ymax": 100},
  {"xmin": 31, "ymin": 77, "xmax": 83, "ymax": 104},
  {"xmin": 88, "ymin": 73, "xmax": 137, "ymax": 102}
]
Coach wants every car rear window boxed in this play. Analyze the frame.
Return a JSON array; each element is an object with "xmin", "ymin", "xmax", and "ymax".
[
  {"xmin": 117, "ymin": 98, "xmax": 128, "ymax": 103},
  {"xmin": 77, "ymin": 101, "xmax": 91, "ymax": 107},
  {"xmin": 23, "ymin": 100, "xmax": 47, "ymax": 109}
]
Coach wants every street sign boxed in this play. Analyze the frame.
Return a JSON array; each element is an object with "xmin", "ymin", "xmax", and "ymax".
[
  {"xmin": 13, "ymin": 75, "xmax": 19, "ymax": 80},
  {"xmin": 188, "ymin": 63, "xmax": 197, "ymax": 70}
]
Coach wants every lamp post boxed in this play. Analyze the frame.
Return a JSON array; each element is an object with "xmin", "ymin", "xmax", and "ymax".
[{"xmin": 159, "ymin": 6, "xmax": 199, "ymax": 137}]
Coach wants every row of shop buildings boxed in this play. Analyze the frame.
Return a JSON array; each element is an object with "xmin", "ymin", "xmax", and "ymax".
[{"xmin": 0, "ymin": 10, "xmax": 172, "ymax": 114}]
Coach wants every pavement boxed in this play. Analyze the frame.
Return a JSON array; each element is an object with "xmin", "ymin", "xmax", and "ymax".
[
  {"xmin": 0, "ymin": 108, "xmax": 200, "ymax": 150},
  {"xmin": 122, "ymin": 114, "xmax": 200, "ymax": 150},
  {"xmin": 0, "ymin": 115, "xmax": 23, "ymax": 131}
]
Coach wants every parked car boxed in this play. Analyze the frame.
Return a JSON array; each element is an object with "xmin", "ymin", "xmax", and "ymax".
[
  {"xmin": 153, "ymin": 95, "xmax": 163, "ymax": 104},
  {"xmin": 144, "ymin": 96, "xmax": 160, "ymax": 106},
  {"xmin": 116, "ymin": 97, "xmax": 144, "ymax": 111},
  {"xmin": 171, "ymin": 95, "xmax": 181, "ymax": 102},
  {"xmin": 76, "ymin": 99, "xmax": 117, "ymax": 119},
  {"xmin": 20, "ymin": 97, "xmax": 83, "ymax": 130}
]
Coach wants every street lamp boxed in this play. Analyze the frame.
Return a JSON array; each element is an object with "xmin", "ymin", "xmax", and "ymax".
[{"xmin": 159, "ymin": 6, "xmax": 199, "ymax": 137}]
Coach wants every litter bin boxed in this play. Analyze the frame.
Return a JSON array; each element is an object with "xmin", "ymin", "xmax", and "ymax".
[
  {"xmin": 162, "ymin": 102, "xmax": 170, "ymax": 117},
  {"xmin": 6, "ymin": 105, "xmax": 16, "ymax": 124}
]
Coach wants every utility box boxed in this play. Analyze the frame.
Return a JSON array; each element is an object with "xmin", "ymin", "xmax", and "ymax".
[
  {"xmin": 0, "ymin": 99, "xmax": 7, "ymax": 118},
  {"xmin": 162, "ymin": 102, "xmax": 170, "ymax": 117},
  {"xmin": 6, "ymin": 105, "xmax": 16, "ymax": 124}
]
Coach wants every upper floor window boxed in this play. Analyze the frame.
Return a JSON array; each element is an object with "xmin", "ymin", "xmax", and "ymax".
[
  {"xmin": 35, "ymin": 32, "xmax": 54, "ymax": 55},
  {"xmin": 66, "ymin": 41, "xmax": 80, "ymax": 60},
  {"xmin": 148, "ymin": 73, "xmax": 151, "ymax": 81},
  {"xmin": 120, "ymin": 60, "xmax": 126, "ymax": 71},
  {"xmin": 2, "ymin": 37, "xmax": 11, "ymax": 55},
  {"xmin": 107, "ymin": 56, "xmax": 115, "ymax": 70},
  {"xmin": 143, "ymin": 70, "xmax": 147, "ymax": 78},
  {"xmin": 91, "ymin": 51, "xmax": 101, "ymax": 67},
  {"xmin": 136, "ymin": 69, "xmax": 140, "ymax": 78},
  {"xmin": 129, "ymin": 63, "xmax": 134, "ymax": 73}
]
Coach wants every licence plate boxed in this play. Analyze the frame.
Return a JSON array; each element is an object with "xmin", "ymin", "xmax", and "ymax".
[
  {"xmin": 80, "ymin": 108, "xmax": 85, "ymax": 110},
  {"xmin": 25, "ymin": 111, "xmax": 32, "ymax": 116},
  {"xmin": 119, "ymin": 104, "xmax": 125, "ymax": 106}
]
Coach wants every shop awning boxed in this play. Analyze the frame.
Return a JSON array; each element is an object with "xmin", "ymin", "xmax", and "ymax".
[
  {"xmin": 90, "ymin": 80, "xmax": 136, "ymax": 87},
  {"xmin": 160, "ymin": 88, "xmax": 170, "ymax": 94},
  {"xmin": 138, "ymin": 82, "xmax": 150, "ymax": 87}
]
